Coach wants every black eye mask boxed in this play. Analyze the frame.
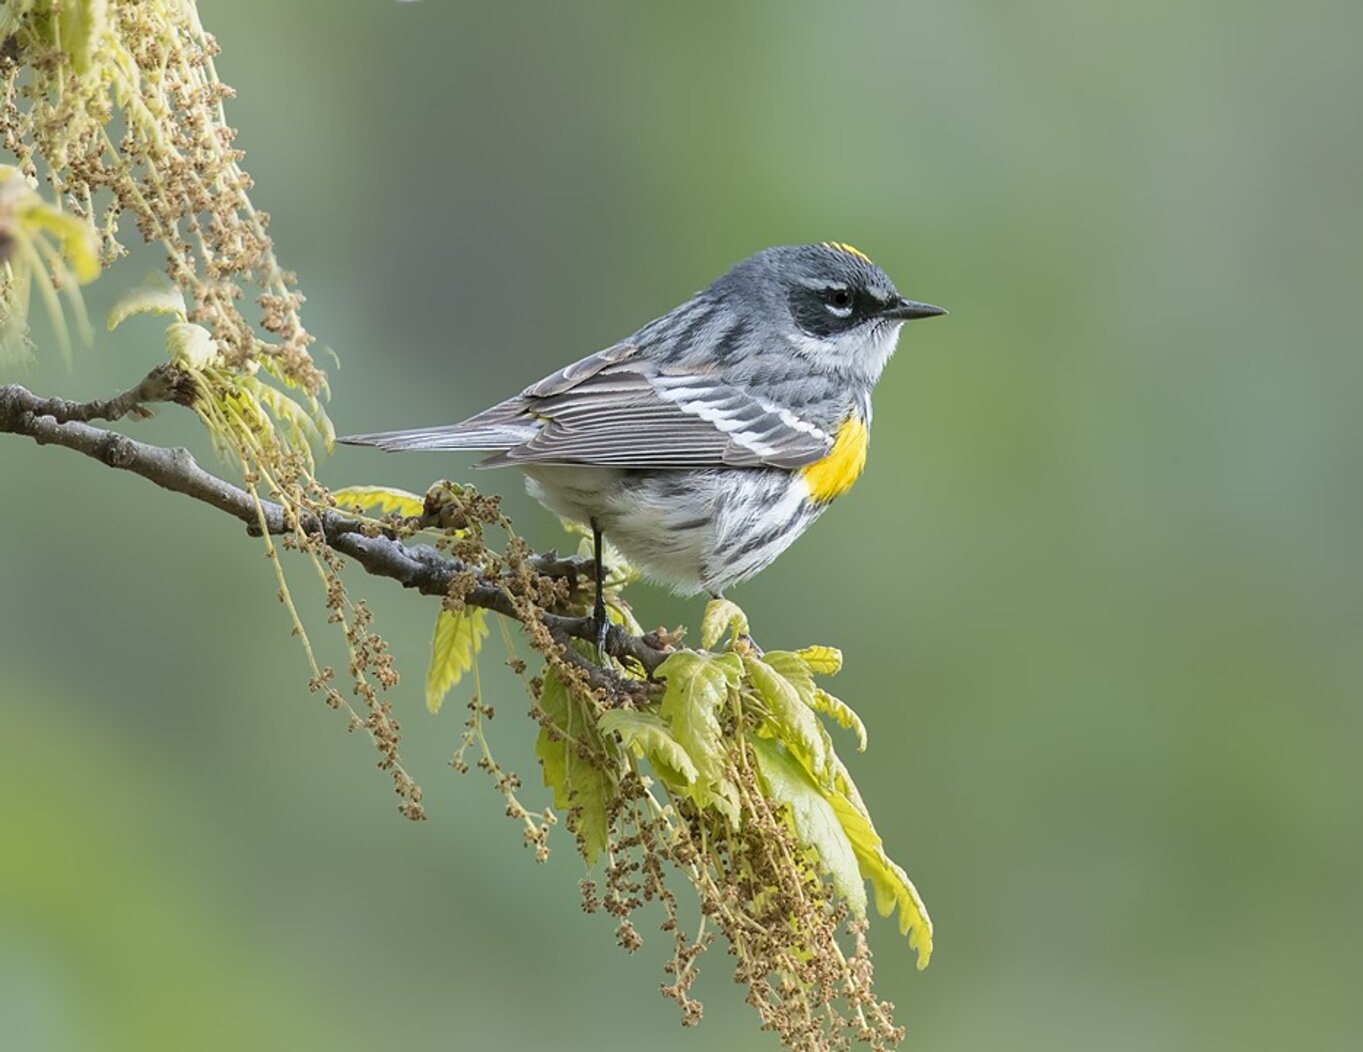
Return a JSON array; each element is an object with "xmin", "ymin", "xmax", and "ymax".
[{"xmin": 788, "ymin": 285, "xmax": 882, "ymax": 338}]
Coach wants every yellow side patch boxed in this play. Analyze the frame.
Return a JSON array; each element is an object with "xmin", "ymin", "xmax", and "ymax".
[
  {"xmin": 802, "ymin": 417, "xmax": 869, "ymax": 503},
  {"xmin": 821, "ymin": 241, "xmax": 874, "ymax": 265}
]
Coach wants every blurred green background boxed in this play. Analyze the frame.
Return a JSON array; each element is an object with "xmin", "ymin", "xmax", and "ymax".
[{"xmin": 3, "ymin": 1, "xmax": 1360, "ymax": 1049}]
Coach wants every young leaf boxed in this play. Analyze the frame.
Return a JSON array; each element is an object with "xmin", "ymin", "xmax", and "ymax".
[
  {"xmin": 246, "ymin": 376, "xmax": 326, "ymax": 450},
  {"xmin": 751, "ymin": 736, "xmax": 867, "ymax": 920},
  {"xmin": 535, "ymin": 675, "xmax": 571, "ymax": 810},
  {"xmin": 811, "ymin": 688, "xmax": 868, "ymax": 753},
  {"xmin": 658, "ymin": 650, "xmax": 742, "ymax": 822},
  {"xmin": 54, "ymin": 0, "xmax": 105, "ymax": 74},
  {"xmin": 829, "ymin": 788, "xmax": 933, "ymax": 969},
  {"xmin": 0, "ymin": 167, "xmax": 97, "ymax": 361},
  {"xmin": 763, "ymin": 651, "xmax": 817, "ymax": 703},
  {"xmin": 761, "ymin": 651, "xmax": 865, "ymax": 770},
  {"xmin": 565, "ymin": 753, "xmax": 612, "ymax": 867},
  {"xmin": 598, "ymin": 709, "xmax": 698, "ymax": 788},
  {"xmin": 744, "ymin": 654, "xmax": 830, "ymax": 785},
  {"xmin": 700, "ymin": 597, "xmax": 749, "ymax": 650},
  {"xmin": 828, "ymin": 750, "xmax": 869, "ymax": 819},
  {"xmin": 425, "ymin": 607, "xmax": 489, "ymax": 713},
  {"xmin": 330, "ymin": 485, "xmax": 425, "ymax": 517},
  {"xmin": 166, "ymin": 321, "xmax": 217, "ymax": 369},
  {"xmin": 794, "ymin": 645, "xmax": 843, "ymax": 676},
  {"xmin": 108, "ymin": 283, "xmax": 187, "ymax": 331},
  {"xmin": 535, "ymin": 668, "xmax": 613, "ymax": 866},
  {"xmin": 21, "ymin": 200, "xmax": 100, "ymax": 283}
]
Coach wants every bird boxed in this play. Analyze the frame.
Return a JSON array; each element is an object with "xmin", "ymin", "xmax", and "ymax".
[{"xmin": 341, "ymin": 242, "xmax": 945, "ymax": 651}]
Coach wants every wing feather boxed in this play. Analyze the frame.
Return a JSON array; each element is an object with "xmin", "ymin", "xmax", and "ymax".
[{"xmin": 343, "ymin": 341, "xmax": 836, "ymax": 469}]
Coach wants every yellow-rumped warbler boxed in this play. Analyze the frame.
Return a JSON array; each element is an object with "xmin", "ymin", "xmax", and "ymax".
[{"xmin": 343, "ymin": 243, "xmax": 944, "ymax": 642}]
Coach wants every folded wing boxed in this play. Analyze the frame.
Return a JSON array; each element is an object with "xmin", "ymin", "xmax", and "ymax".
[{"xmin": 341, "ymin": 342, "xmax": 834, "ymax": 470}]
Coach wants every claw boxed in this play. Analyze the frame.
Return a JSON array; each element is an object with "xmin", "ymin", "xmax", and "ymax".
[{"xmin": 595, "ymin": 613, "xmax": 611, "ymax": 661}]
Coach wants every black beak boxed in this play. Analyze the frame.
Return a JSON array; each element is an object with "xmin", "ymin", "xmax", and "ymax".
[{"xmin": 881, "ymin": 297, "xmax": 947, "ymax": 321}]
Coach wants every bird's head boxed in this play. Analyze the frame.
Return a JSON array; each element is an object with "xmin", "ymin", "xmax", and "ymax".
[{"xmin": 715, "ymin": 242, "xmax": 946, "ymax": 382}]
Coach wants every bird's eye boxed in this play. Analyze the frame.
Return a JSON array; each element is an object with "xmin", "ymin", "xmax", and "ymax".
[{"xmin": 825, "ymin": 287, "xmax": 853, "ymax": 315}]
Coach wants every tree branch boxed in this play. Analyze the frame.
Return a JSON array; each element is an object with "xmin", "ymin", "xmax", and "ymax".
[
  {"xmin": 0, "ymin": 381, "xmax": 673, "ymax": 696},
  {"xmin": 14, "ymin": 363, "xmax": 198, "ymax": 423}
]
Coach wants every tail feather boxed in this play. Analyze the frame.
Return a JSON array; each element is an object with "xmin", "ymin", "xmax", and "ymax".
[{"xmin": 338, "ymin": 422, "xmax": 534, "ymax": 453}]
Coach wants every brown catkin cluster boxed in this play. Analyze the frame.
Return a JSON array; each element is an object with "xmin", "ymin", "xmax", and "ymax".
[
  {"xmin": 2, "ymin": 2, "xmax": 320, "ymax": 388},
  {"xmin": 0, "ymin": 3, "xmax": 420, "ymax": 807},
  {"xmin": 566, "ymin": 757, "xmax": 904, "ymax": 1049}
]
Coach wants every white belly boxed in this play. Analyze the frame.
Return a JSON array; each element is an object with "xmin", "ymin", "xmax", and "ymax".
[
  {"xmin": 523, "ymin": 465, "xmax": 713, "ymax": 594},
  {"xmin": 522, "ymin": 464, "xmax": 822, "ymax": 596}
]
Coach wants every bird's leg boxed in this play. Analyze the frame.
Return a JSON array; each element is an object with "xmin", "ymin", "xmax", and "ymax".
[{"xmin": 591, "ymin": 518, "xmax": 610, "ymax": 659}]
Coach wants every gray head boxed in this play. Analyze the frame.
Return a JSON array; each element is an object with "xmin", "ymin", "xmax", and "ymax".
[{"xmin": 655, "ymin": 242, "xmax": 945, "ymax": 385}]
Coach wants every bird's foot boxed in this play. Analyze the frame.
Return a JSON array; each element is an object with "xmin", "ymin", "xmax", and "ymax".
[{"xmin": 594, "ymin": 611, "xmax": 611, "ymax": 662}]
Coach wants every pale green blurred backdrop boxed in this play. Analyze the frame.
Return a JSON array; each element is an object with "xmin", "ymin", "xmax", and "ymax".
[{"xmin": 3, "ymin": 2, "xmax": 1360, "ymax": 1049}]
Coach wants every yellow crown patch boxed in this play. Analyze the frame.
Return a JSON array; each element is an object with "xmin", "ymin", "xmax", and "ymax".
[{"xmin": 821, "ymin": 241, "xmax": 874, "ymax": 265}]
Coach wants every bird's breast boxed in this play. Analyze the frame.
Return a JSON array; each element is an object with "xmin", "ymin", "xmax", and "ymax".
[{"xmin": 800, "ymin": 416, "xmax": 868, "ymax": 503}]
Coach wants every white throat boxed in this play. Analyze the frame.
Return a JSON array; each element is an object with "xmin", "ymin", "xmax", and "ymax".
[{"xmin": 785, "ymin": 321, "xmax": 904, "ymax": 384}]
